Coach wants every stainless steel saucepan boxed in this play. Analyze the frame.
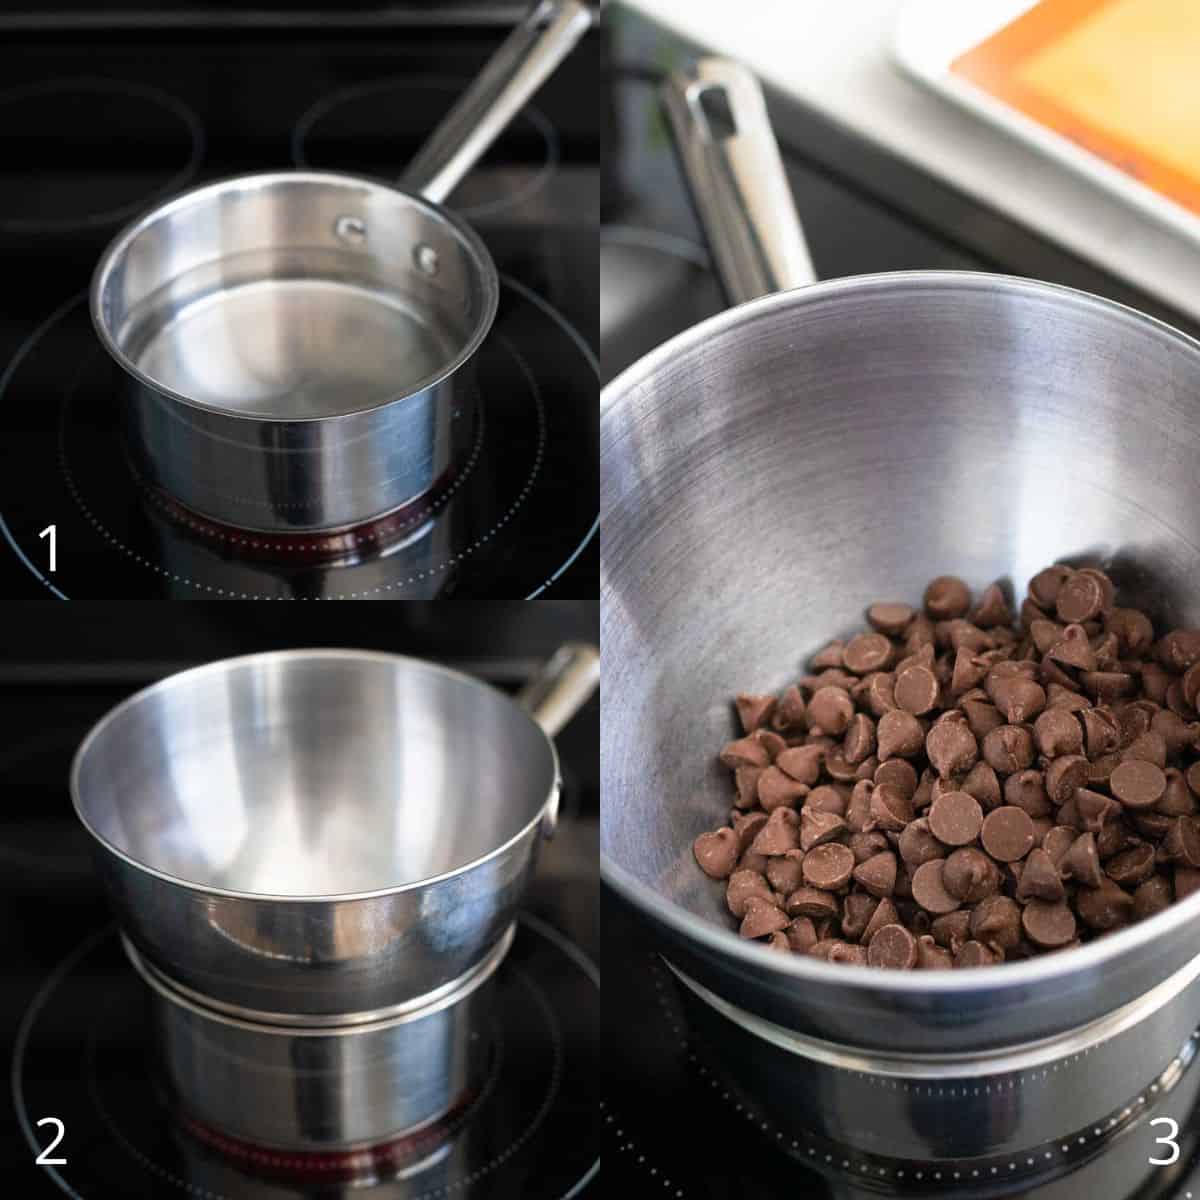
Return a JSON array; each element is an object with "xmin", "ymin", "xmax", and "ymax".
[
  {"xmin": 91, "ymin": 0, "xmax": 592, "ymax": 534},
  {"xmin": 72, "ymin": 642, "xmax": 599, "ymax": 1017},
  {"xmin": 600, "ymin": 58, "xmax": 1200, "ymax": 1055}
]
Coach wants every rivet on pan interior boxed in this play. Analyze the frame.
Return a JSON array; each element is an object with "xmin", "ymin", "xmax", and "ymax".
[
  {"xmin": 333, "ymin": 215, "xmax": 367, "ymax": 244},
  {"xmin": 414, "ymin": 244, "xmax": 440, "ymax": 276}
]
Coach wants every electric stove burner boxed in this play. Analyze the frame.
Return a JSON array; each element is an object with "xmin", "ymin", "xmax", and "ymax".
[
  {"xmin": 604, "ymin": 913, "xmax": 1200, "ymax": 1200},
  {"xmin": 0, "ymin": 276, "xmax": 597, "ymax": 598},
  {"xmin": 293, "ymin": 77, "xmax": 557, "ymax": 221},
  {"xmin": 0, "ymin": 77, "xmax": 203, "ymax": 234},
  {"xmin": 14, "ymin": 913, "xmax": 599, "ymax": 1199}
]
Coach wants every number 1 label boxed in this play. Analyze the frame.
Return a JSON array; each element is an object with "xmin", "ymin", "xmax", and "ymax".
[{"xmin": 38, "ymin": 524, "xmax": 57, "ymax": 573}]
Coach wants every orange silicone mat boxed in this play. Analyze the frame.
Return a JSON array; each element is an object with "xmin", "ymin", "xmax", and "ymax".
[{"xmin": 951, "ymin": 0, "xmax": 1200, "ymax": 216}]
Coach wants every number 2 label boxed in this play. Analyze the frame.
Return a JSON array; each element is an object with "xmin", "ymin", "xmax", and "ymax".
[
  {"xmin": 35, "ymin": 1117, "xmax": 66, "ymax": 1166},
  {"xmin": 1149, "ymin": 1116, "xmax": 1179, "ymax": 1165}
]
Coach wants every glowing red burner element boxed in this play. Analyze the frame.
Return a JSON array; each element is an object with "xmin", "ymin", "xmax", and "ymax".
[
  {"xmin": 178, "ymin": 1089, "xmax": 477, "ymax": 1183},
  {"xmin": 140, "ymin": 461, "xmax": 461, "ymax": 566}
]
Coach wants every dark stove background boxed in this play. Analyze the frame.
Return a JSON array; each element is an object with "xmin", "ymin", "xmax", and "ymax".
[
  {"xmin": 0, "ymin": 600, "xmax": 598, "ymax": 1196},
  {"xmin": 602, "ymin": 8, "xmax": 1200, "ymax": 1198},
  {"xmin": 0, "ymin": 10, "xmax": 600, "ymax": 599}
]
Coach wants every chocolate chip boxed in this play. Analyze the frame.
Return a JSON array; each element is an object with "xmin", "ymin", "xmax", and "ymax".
[
  {"xmin": 1075, "ymin": 788, "xmax": 1120, "ymax": 833},
  {"xmin": 998, "ymin": 677, "xmax": 1047, "ymax": 724},
  {"xmin": 842, "ymin": 713, "xmax": 876, "ymax": 765},
  {"xmin": 811, "ymin": 641, "xmax": 846, "ymax": 670},
  {"xmin": 898, "ymin": 817, "xmax": 947, "ymax": 868},
  {"xmin": 732, "ymin": 811, "xmax": 768, "ymax": 853},
  {"xmin": 853, "ymin": 851, "xmax": 898, "ymax": 898},
  {"xmin": 1045, "ymin": 623, "xmax": 1096, "ymax": 672},
  {"xmin": 927, "ymin": 790, "xmax": 983, "ymax": 846},
  {"xmin": 1016, "ymin": 848, "xmax": 1066, "ymax": 902},
  {"xmin": 720, "ymin": 735, "xmax": 770, "ymax": 769},
  {"xmin": 785, "ymin": 886, "xmax": 840, "ymax": 920},
  {"xmin": 980, "ymin": 806, "xmax": 1035, "ymax": 862},
  {"xmin": 776, "ymin": 745, "xmax": 824, "ymax": 786},
  {"xmin": 740, "ymin": 896, "xmax": 789, "ymax": 939},
  {"xmin": 726, "ymin": 869, "xmax": 773, "ymax": 917},
  {"xmin": 942, "ymin": 847, "xmax": 1001, "ymax": 902},
  {"xmin": 1176, "ymin": 867, "xmax": 1200, "ymax": 900},
  {"xmin": 1157, "ymin": 630, "xmax": 1200, "ymax": 673},
  {"xmin": 926, "ymin": 717, "xmax": 978, "ymax": 776},
  {"xmin": 735, "ymin": 693, "xmax": 777, "ymax": 734},
  {"xmin": 867, "ymin": 923, "xmax": 917, "ymax": 969},
  {"xmin": 955, "ymin": 940, "xmax": 999, "ymax": 967},
  {"xmin": 894, "ymin": 664, "xmax": 939, "ymax": 715},
  {"xmin": 864, "ymin": 785, "xmax": 909, "ymax": 834},
  {"xmin": 734, "ymin": 765, "xmax": 765, "ymax": 809},
  {"xmin": 876, "ymin": 709, "xmax": 926, "ymax": 761},
  {"xmin": 1022, "ymin": 900, "xmax": 1076, "ymax": 948},
  {"xmin": 982, "ymin": 725, "xmax": 1035, "ymax": 775},
  {"xmin": 1029, "ymin": 565, "xmax": 1071, "ymax": 610},
  {"xmin": 911, "ymin": 859, "xmax": 961, "ymax": 914},
  {"xmin": 802, "ymin": 843, "xmax": 855, "ymax": 891},
  {"xmin": 1106, "ymin": 844, "xmax": 1156, "ymax": 887},
  {"xmin": 1082, "ymin": 671, "xmax": 1137, "ymax": 704},
  {"xmin": 755, "ymin": 765, "xmax": 809, "ymax": 813},
  {"xmin": 971, "ymin": 582, "xmax": 1011, "ymax": 628},
  {"xmin": 1134, "ymin": 875, "xmax": 1173, "ymax": 920},
  {"xmin": 1045, "ymin": 754, "xmax": 1091, "ymax": 804},
  {"xmin": 1157, "ymin": 769, "xmax": 1196, "ymax": 817},
  {"xmin": 916, "ymin": 934, "xmax": 954, "ymax": 969},
  {"xmin": 1034, "ymin": 708, "xmax": 1085, "ymax": 758},
  {"xmin": 961, "ymin": 697, "xmax": 1004, "ymax": 741},
  {"xmin": 806, "ymin": 783, "xmax": 848, "ymax": 817},
  {"xmin": 1056, "ymin": 571, "xmax": 1104, "ymax": 623},
  {"xmin": 1124, "ymin": 730, "xmax": 1168, "ymax": 768},
  {"xmin": 924, "ymin": 576, "xmax": 971, "ymax": 620},
  {"xmin": 867, "ymin": 602, "xmax": 914, "ymax": 635},
  {"xmin": 1061, "ymin": 832, "xmax": 1104, "ymax": 888},
  {"xmin": 1076, "ymin": 878, "xmax": 1134, "ymax": 931},
  {"xmin": 970, "ymin": 895, "xmax": 1021, "ymax": 952},
  {"xmin": 874, "ymin": 757, "xmax": 918, "ymax": 800},
  {"xmin": 1110, "ymin": 759, "xmax": 1167, "ymax": 810},
  {"xmin": 1004, "ymin": 770, "xmax": 1051, "ymax": 817},
  {"xmin": 849, "ymin": 830, "xmax": 889, "ymax": 864},
  {"xmin": 949, "ymin": 768, "xmax": 994, "ymax": 818},
  {"xmin": 766, "ymin": 851, "xmax": 807, "ymax": 894},
  {"xmin": 799, "ymin": 808, "xmax": 847, "ymax": 852},
  {"xmin": 861, "ymin": 896, "xmax": 900, "ymax": 944},
  {"xmin": 1162, "ymin": 816, "xmax": 1200, "ymax": 868},
  {"xmin": 844, "ymin": 633, "xmax": 893, "ymax": 675},
  {"xmin": 808, "ymin": 686, "xmax": 854, "ymax": 736},
  {"xmin": 693, "ymin": 828, "xmax": 740, "ymax": 879},
  {"xmin": 750, "ymin": 807, "xmax": 801, "ymax": 855}
]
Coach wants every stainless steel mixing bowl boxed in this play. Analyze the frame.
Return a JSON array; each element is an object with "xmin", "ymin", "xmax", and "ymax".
[
  {"xmin": 599, "ymin": 58, "xmax": 1200, "ymax": 1054},
  {"xmin": 90, "ymin": 0, "xmax": 592, "ymax": 534},
  {"xmin": 73, "ymin": 643, "xmax": 598, "ymax": 1016}
]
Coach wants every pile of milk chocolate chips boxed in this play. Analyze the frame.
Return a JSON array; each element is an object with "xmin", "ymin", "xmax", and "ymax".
[{"xmin": 693, "ymin": 567, "xmax": 1200, "ymax": 969}]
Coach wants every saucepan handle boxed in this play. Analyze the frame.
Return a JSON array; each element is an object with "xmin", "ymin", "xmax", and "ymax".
[
  {"xmin": 660, "ymin": 57, "xmax": 817, "ymax": 306},
  {"xmin": 517, "ymin": 642, "xmax": 600, "ymax": 839},
  {"xmin": 400, "ymin": 0, "xmax": 594, "ymax": 204}
]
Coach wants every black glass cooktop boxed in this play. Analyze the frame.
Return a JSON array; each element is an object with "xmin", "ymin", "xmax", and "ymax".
[{"xmin": 0, "ymin": 20, "xmax": 598, "ymax": 598}]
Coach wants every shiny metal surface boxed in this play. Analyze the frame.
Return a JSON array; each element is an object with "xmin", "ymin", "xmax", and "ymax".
[
  {"xmin": 400, "ymin": 0, "xmax": 594, "ymax": 204},
  {"xmin": 95, "ymin": 172, "xmax": 491, "ymax": 532},
  {"xmin": 90, "ymin": 2, "xmax": 591, "ymax": 533},
  {"xmin": 127, "ymin": 933, "xmax": 499, "ymax": 1151},
  {"xmin": 73, "ymin": 645, "xmax": 598, "ymax": 1015},
  {"xmin": 660, "ymin": 59, "xmax": 815, "ymax": 304},
  {"xmin": 600, "ymin": 270, "xmax": 1200, "ymax": 1053},
  {"xmin": 601, "ymin": 55, "xmax": 1200, "ymax": 1056},
  {"xmin": 670, "ymin": 945, "xmax": 1200, "ymax": 1160}
]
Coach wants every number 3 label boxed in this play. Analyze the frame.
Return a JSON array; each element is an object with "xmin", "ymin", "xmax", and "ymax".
[{"xmin": 1149, "ymin": 1116, "xmax": 1179, "ymax": 1165}]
